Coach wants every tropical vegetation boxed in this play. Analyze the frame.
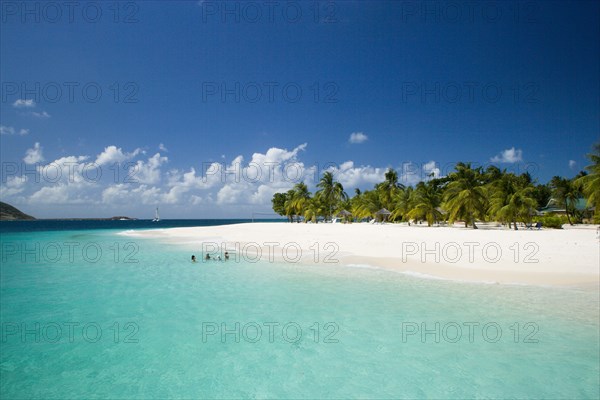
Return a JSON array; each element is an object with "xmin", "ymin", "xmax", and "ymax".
[{"xmin": 271, "ymin": 143, "xmax": 599, "ymax": 228}]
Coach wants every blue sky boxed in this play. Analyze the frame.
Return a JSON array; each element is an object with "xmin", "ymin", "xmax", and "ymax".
[{"xmin": 1, "ymin": 0, "xmax": 598, "ymax": 218}]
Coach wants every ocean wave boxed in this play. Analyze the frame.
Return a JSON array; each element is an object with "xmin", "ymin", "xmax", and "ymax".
[
  {"xmin": 344, "ymin": 263, "xmax": 382, "ymax": 270},
  {"xmin": 398, "ymin": 270, "xmax": 498, "ymax": 285}
]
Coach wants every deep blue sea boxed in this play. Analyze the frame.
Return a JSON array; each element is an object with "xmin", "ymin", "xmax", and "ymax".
[{"xmin": 1, "ymin": 220, "xmax": 598, "ymax": 399}]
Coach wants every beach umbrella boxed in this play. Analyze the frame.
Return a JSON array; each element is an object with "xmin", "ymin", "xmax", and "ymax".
[
  {"xmin": 336, "ymin": 209, "xmax": 352, "ymax": 222},
  {"xmin": 375, "ymin": 208, "xmax": 391, "ymax": 222}
]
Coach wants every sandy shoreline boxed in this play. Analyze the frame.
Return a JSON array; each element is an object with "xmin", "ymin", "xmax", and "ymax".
[{"xmin": 121, "ymin": 222, "xmax": 600, "ymax": 287}]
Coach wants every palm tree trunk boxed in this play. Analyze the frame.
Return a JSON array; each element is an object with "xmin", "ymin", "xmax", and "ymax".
[
  {"xmin": 470, "ymin": 212, "xmax": 478, "ymax": 229},
  {"xmin": 513, "ymin": 220, "xmax": 518, "ymax": 230},
  {"xmin": 565, "ymin": 200, "xmax": 573, "ymax": 225}
]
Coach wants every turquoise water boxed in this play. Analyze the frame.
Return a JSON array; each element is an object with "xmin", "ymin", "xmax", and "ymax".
[{"xmin": 1, "ymin": 224, "xmax": 598, "ymax": 399}]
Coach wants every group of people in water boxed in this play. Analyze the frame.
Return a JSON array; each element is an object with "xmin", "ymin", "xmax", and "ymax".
[{"xmin": 191, "ymin": 252, "xmax": 229, "ymax": 262}]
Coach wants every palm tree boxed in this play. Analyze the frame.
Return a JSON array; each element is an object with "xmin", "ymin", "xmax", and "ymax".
[
  {"xmin": 289, "ymin": 182, "xmax": 311, "ymax": 220},
  {"xmin": 283, "ymin": 189, "xmax": 297, "ymax": 223},
  {"xmin": 316, "ymin": 171, "xmax": 348, "ymax": 220},
  {"xmin": 575, "ymin": 143, "xmax": 600, "ymax": 220},
  {"xmin": 390, "ymin": 186, "xmax": 412, "ymax": 221},
  {"xmin": 550, "ymin": 176, "xmax": 582, "ymax": 225},
  {"xmin": 303, "ymin": 197, "xmax": 326, "ymax": 223},
  {"xmin": 483, "ymin": 165, "xmax": 503, "ymax": 184},
  {"xmin": 489, "ymin": 173, "xmax": 537, "ymax": 230},
  {"xmin": 376, "ymin": 168, "xmax": 405, "ymax": 210},
  {"xmin": 443, "ymin": 163, "xmax": 487, "ymax": 228},
  {"xmin": 406, "ymin": 182, "xmax": 443, "ymax": 226},
  {"xmin": 352, "ymin": 189, "xmax": 382, "ymax": 220}
]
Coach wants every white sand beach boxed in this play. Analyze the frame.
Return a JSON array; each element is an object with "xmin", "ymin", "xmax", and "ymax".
[{"xmin": 124, "ymin": 223, "xmax": 600, "ymax": 287}]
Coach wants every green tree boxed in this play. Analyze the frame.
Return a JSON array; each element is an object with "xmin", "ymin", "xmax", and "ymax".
[
  {"xmin": 489, "ymin": 173, "xmax": 537, "ymax": 230},
  {"xmin": 376, "ymin": 169, "xmax": 405, "ymax": 210},
  {"xmin": 303, "ymin": 197, "xmax": 326, "ymax": 223},
  {"xmin": 532, "ymin": 183, "xmax": 552, "ymax": 209},
  {"xmin": 271, "ymin": 192, "xmax": 288, "ymax": 218},
  {"xmin": 352, "ymin": 189, "xmax": 382, "ymax": 220},
  {"xmin": 443, "ymin": 163, "xmax": 487, "ymax": 228},
  {"xmin": 390, "ymin": 186, "xmax": 413, "ymax": 221},
  {"xmin": 574, "ymin": 143, "xmax": 600, "ymax": 220},
  {"xmin": 283, "ymin": 189, "xmax": 297, "ymax": 222},
  {"xmin": 406, "ymin": 182, "xmax": 443, "ymax": 226},
  {"xmin": 550, "ymin": 176, "xmax": 582, "ymax": 225},
  {"xmin": 289, "ymin": 182, "xmax": 311, "ymax": 220},
  {"xmin": 316, "ymin": 171, "xmax": 348, "ymax": 220}
]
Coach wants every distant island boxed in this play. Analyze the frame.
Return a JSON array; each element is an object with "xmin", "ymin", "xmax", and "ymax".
[
  {"xmin": 0, "ymin": 202, "xmax": 35, "ymax": 221},
  {"xmin": 0, "ymin": 202, "xmax": 136, "ymax": 221}
]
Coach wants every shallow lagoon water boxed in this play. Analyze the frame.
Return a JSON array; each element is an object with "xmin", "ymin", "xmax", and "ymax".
[{"xmin": 1, "ymin": 224, "xmax": 598, "ymax": 399}]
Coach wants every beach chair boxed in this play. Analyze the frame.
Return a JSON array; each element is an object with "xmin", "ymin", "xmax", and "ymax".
[{"xmin": 525, "ymin": 223, "xmax": 533, "ymax": 229}]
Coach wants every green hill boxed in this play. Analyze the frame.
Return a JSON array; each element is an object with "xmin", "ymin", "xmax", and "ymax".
[{"xmin": 0, "ymin": 202, "xmax": 35, "ymax": 220}]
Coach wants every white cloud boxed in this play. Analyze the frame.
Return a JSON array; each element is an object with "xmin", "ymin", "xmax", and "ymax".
[
  {"xmin": 13, "ymin": 99, "xmax": 35, "ymax": 108},
  {"xmin": 0, "ymin": 126, "xmax": 14, "ymax": 135},
  {"xmin": 159, "ymin": 143, "xmax": 168, "ymax": 152},
  {"xmin": 28, "ymin": 183, "xmax": 97, "ymax": 206},
  {"xmin": 133, "ymin": 153, "xmax": 168, "ymax": 184},
  {"xmin": 162, "ymin": 167, "xmax": 214, "ymax": 204},
  {"xmin": 9, "ymin": 142, "xmax": 449, "ymax": 218},
  {"xmin": 325, "ymin": 161, "xmax": 385, "ymax": 189},
  {"xmin": 490, "ymin": 147, "xmax": 523, "ymax": 163},
  {"xmin": 211, "ymin": 143, "xmax": 310, "ymax": 206},
  {"xmin": 217, "ymin": 184, "xmax": 244, "ymax": 204},
  {"xmin": 23, "ymin": 142, "xmax": 44, "ymax": 164},
  {"xmin": 95, "ymin": 145, "xmax": 142, "ymax": 166},
  {"xmin": 29, "ymin": 111, "xmax": 51, "ymax": 118},
  {"xmin": 349, "ymin": 132, "xmax": 368, "ymax": 144},
  {"xmin": 422, "ymin": 160, "xmax": 441, "ymax": 179},
  {"xmin": 0, "ymin": 176, "xmax": 28, "ymax": 197},
  {"xmin": 101, "ymin": 184, "xmax": 162, "ymax": 206},
  {"xmin": 190, "ymin": 195, "xmax": 203, "ymax": 205},
  {"xmin": 568, "ymin": 160, "xmax": 576, "ymax": 169},
  {"xmin": 35, "ymin": 155, "xmax": 90, "ymax": 185},
  {"xmin": 0, "ymin": 126, "xmax": 28, "ymax": 135},
  {"xmin": 29, "ymin": 185, "xmax": 72, "ymax": 204}
]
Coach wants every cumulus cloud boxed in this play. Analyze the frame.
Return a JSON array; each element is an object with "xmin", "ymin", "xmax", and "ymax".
[
  {"xmin": 324, "ymin": 160, "xmax": 385, "ymax": 189},
  {"xmin": 159, "ymin": 143, "xmax": 168, "ymax": 152},
  {"xmin": 6, "ymin": 142, "xmax": 451, "ymax": 218},
  {"xmin": 348, "ymin": 132, "xmax": 368, "ymax": 144},
  {"xmin": 490, "ymin": 147, "xmax": 523, "ymax": 163},
  {"xmin": 29, "ymin": 111, "xmax": 51, "ymax": 118},
  {"xmin": 29, "ymin": 185, "xmax": 74, "ymax": 204},
  {"xmin": 23, "ymin": 142, "xmax": 44, "ymax": 164},
  {"xmin": 210, "ymin": 144, "xmax": 310, "ymax": 206},
  {"xmin": 0, "ymin": 176, "xmax": 28, "ymax": 197},
  {"xmin": 95, "ymin": 145, "xmax": 142, "ymax": 166},
  {"xmin": 568, "ymin": 160, "xmax": 576, "ymax": 169},
  {"xmin": 0, "ymin": 125, "xmax": 29, "ymax": 135},
  {"xmin": 133, "ymin": 153, "xmax": 168, "ymax": 184},
  {"xmin": 13, "ymin": 99, "xmax": 35, "ymax": 108},
  {"xmin": 101, "ymin": 184, "xmax": 162, "ymax": 206},
  {"xmin": 422, "ymin": 160, "xmax": 441, "ymax": 180}
]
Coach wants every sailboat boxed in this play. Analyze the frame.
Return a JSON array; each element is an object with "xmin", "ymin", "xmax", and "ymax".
[{"xmin": 152, "ymin": 207, "xmax": 160, "ymax": 222}]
